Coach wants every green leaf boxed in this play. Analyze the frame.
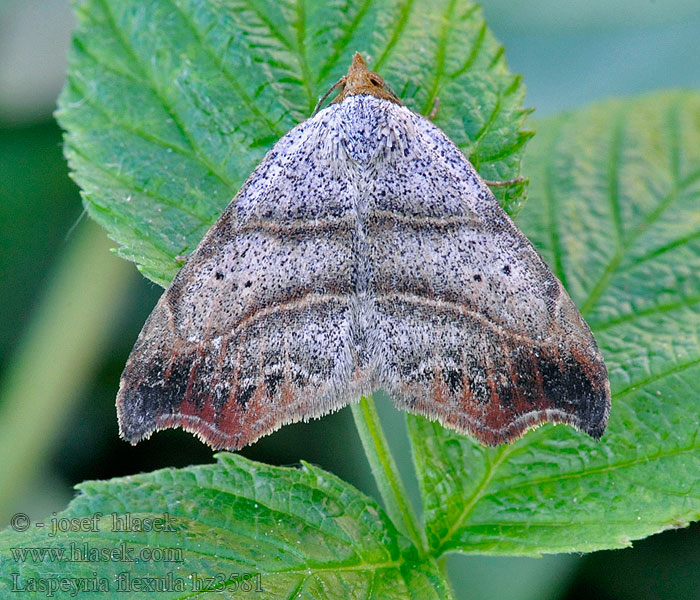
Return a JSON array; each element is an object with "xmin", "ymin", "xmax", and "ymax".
[
  {"xmin": 0, "ymin": 454, "xmax": 450, "ymax": 599},
  {"xmin": 56, "ymin": 0, "xmax": 530, "ymax": 286},
  {"xmin": 409, "ymin": 90, "xmax": 700, "ymax": 556}
]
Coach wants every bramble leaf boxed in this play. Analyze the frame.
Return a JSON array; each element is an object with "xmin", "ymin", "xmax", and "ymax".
[{"xmin": 0, "ymin": 454, "xmax": 450, "ymax": 599}]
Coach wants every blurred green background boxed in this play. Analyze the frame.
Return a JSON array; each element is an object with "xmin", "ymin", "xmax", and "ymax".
[{"xmin": 1, "ymin": 1, "xmax": 699, "ymax": 598}]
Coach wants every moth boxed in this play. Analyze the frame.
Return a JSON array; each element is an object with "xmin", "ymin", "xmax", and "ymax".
[{"xmin": 117, "ymin": 53, "xmax": 610, "ymax": 450}]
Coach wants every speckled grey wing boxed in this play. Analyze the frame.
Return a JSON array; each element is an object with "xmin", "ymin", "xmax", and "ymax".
[
  {"xmin": 116, "ymin": 113, "xmax": 366, "ymax": 450},
  {"xmin": 367, "ymin": 106, "xmax": 611, "ymax": 444}
]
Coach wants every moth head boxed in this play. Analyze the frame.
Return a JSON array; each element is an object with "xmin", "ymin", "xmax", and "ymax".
[
  {"xmin": 313, "ymin": 52, "xmax": 402, "ymax": 115},
  {"xmin": 334, "ymin": 52, "xmax": 401, "ymax": 105}
]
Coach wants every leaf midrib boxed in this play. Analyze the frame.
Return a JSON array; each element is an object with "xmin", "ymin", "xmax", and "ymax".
[
  {"xmin": 475, "ymin": 436, "xmax": 700, "ymax": 497},
  {"xmin": 593, "ymin": 293, "xmax": 700, "ymax": 331},
  {"xmin": 316, "ymin": 0, "xmax": 374, "ymax": 83},
  {"xmin": 293, "ymin": 0, "xmax": 316, "ymax": 111},
  {"xmin": 579, "ymin": 99, "xmax": 688, "ymax": 317},
  {"xmin": 544, "ymin": 116, "xmax": 568, "ymax": 287},
  {"xmin": 97, "ymin": 0, "xmax": 238, "ymax": 192},
  {"xmin": 420, "ymin": 0, "xmax": 457, "ymax": 115},
  {"xmin": 167, "ymin": 0, "xmax": 288, "ymax": 138},
  {"xmin": 434, "ymin": 444, "xmax": 515, "ymax": 554},
  {"xmin": 373, "ymin": 0, "xmax": 415, "ymax": 70}
]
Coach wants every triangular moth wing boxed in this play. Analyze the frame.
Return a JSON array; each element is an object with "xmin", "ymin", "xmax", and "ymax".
[
  {"xmin": 117, "ymin": 110, "xmax": 371, "ymax": 450},
  {"xmin": 365, "ymin": 99, "xmax": 610, "ymax": 444}
]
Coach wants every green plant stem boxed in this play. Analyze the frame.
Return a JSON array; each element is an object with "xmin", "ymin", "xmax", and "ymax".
[
  {"xmin": 0, "ymin": 221, "xmax": 135, "ymax": 521},
  {"xmin": 351, "ymin": 395, "xmax": 427, "ymax": 556}
]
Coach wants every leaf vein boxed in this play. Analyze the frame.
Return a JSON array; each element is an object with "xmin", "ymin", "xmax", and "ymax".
[
  {"xmin": 607, "ymin": 107, "xmax": 625, "ymax": 248},
  {"xmin": 449, "ymin": 12, "xmax": 485, "ymax": 79},
  {"xmin": 97, "ymin": 0, "xmax": 237, "ymax": 191},
  {"xmin": 293, "ymin": 0, "xmax": 317, "ymax": 111},
  {"xmin": 168, "ymin": 0, "xmax": 288, "ymax": 138},
  {"xmin": 67, "ymin": 77, "xmax": 228, "ymax": 219},
  {"xmin": 544, "ymin": 118, "xmax": 568, "ymax": 286},
  {"xmin": 373, "ymin": 0, "xmax": 414, "ymax": 70},
  {"xmin": 420, "ymin": 0, "xmax": 457, "ymax": 115},
  {"xmin": 434, "ymin": 444, "xmax": 516, "ymax": 554},
  {"xmin": 316, "ymin": 0, "xmax": 375, "ymax": 83},
  {"xmin": 616, "ymin": 224, "xmax": 700, "ymax": 274},
  {"xmin": 237, "ymin": 0, "xmax": 295, "ymax": 50},
  {"xmin": 579, "ymin": 107, "xmax": 698, "ymax": 316},
  {"xmin": 70, "ymin": 145, "xmax": 213, "ymax": 225},
  {"xmin": 481, "ymin": 439, "xmax": 700, "ymax": 494},
  {"xmin": 614, "ymin": 355, "xmax": 700, "ymax": 399},
  {"xmin": 593, "ymin": 294, "xmax": 700, "ymax": 331}
]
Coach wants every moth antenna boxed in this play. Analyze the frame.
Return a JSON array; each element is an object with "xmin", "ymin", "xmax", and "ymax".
[
  {"xmin": 381, "ymin": 81, "xmax": 402, "ymax": 104},
  {"xmin": 313, "ymin": 78, "xmax": 346, "ymax": 116},
  {"xmin": 428, "ymin": 97, "xmax": 440, "ymax": 120}
]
